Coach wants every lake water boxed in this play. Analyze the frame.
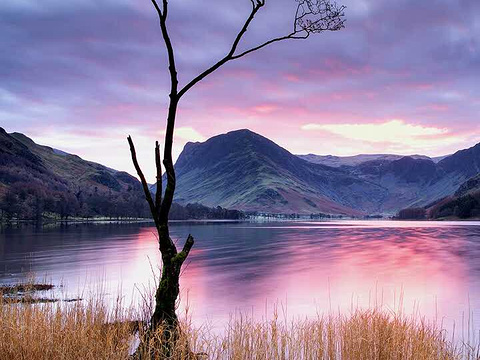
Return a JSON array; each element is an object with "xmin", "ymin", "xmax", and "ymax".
[{"xmin": 1, "ymin": 220, "xmax": 480, "ymax": 333}]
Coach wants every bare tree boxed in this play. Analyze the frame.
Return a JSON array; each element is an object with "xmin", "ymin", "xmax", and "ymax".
[{"xmin": 127, "ymin": 0, "xmax": 345, "ymax": 354}]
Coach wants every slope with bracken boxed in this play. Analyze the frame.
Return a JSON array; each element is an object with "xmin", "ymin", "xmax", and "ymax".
[{"xmin": 0, "ymin": 127, "xmax": 149, "ymax": 219}]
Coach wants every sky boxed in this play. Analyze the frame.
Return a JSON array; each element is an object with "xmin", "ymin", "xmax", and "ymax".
[{"xmin": 1, "ymin": 0, "xmax": 479, "ymax": 180}]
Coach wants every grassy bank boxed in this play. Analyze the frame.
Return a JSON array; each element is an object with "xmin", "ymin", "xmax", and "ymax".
[{"xmin": 1, "ymin": 292, "xmax": 478, "ymax": 360}]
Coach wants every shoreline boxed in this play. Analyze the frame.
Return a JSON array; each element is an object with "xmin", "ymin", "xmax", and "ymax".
[{"xmin": 2, "ymin": 216, "xmax": 480, "ymax": 228}]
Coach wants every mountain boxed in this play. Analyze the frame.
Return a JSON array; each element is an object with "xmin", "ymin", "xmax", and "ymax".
[
  {"xmin": 437, "ymin": 143, "xmax": 480, "ymax": 180},
  {"xmin": 0, "ymin": 128, "xmax": 248, "ymax": 222},
  {"xmin": 301, "ymin": 143, "xmax": 480, "ymax": 214},
  {"xmin": 171, "ymin": 129, "xmax": 480, "ymax": 215},
  {"xmin": 170, "ymin": 129, "xmax": 390, "ymax": 215},
  {"xmin": 5, "ymin": 131, "xmax": 140, "ymax": 193},
  {"xmin": 298, "ymin": 153, "xmax": 436, "ymax": 168},
  {"xmin": 427, "ymin": 174, "xmax": 480, "ymax": 219},
  {"xmin": 3, "ymin": 126, "xmax": 479, "ymax": 218},
  {"xmin": 344, "ymin": 156, "xmax": 460, "ymax": 212},
  {"xmin": 455, "ymin": 174, "xmax": 480, "ymax": 197},
  {"xmin": 0, "ymin": 127, "xmax": 150, "ymax": 220}
]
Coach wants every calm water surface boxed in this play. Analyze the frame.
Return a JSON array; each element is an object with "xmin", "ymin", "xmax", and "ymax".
[{"xmin": 1, "ymin": 220, "xmax": 480, "ymax": 331}]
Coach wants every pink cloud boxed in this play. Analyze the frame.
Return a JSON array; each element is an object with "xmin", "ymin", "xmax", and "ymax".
[
  {"xmin": 423, "ymin": 103, "xmax": 450, "ymax": 112},
  {"xmin": 284, "ymin": 73, "xmax": 301, "ymax": 82},
  {"xmin": 252, "ymin": 104, "xmax": 278, "ymax": 114}
]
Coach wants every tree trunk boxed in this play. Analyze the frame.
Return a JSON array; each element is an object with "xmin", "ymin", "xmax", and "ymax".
[
  {"xmin": 150, "ymin": 225, "xmax": 181, "ymax": 331},
  {"xmin": 134, "ymin": 231, "xmax": 194, "ymax": 359},
  {"xmin": 151, "ymin": 261, "xmax": 180, "ymax": 330}
]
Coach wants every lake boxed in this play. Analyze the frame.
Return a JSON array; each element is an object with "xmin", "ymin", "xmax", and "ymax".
[{"xmin": 1, "ymin": 220, "xmax": 480, "ymax": 334}]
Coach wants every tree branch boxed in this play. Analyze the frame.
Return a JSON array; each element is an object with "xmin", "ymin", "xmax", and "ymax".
[
  {"xmin": 177, "ymin": 0, "xmax": 265, "ymax": 99},
  {"xmin": 150, "ymin": 0, "xmax": 164, "ymax": 20},
  {"xmin": 173, "ymin": 234, "xmax": 194, "ymax": 265},
  {"xmin": 177, "ymin": 0, "xmax": 345, "ymax": 97},
  {"xmin": 162, "ymin": 0, "xmax": 168, "ymax": 19},
  {"xmin": 151, "ymin": 0, "xmax": 178, "ymax": 100},
  {"xmin": 232, "ymin": 0, "xmax": 346, "ymax": 60},
  {"xmin": 155, "ymin": 141, "xmax": 162, "ymax": 215},
  {"xmin": 127, "ymin": 136, "xmax": 157, "ymax": 219},
  {"xmin": 160, "ymin": 145, "xmax": 176, "ymax": 221},
  {"xmin": 151, "ymin": 0, "xmax": 180, "ymax": 224},
  {"xmin": 182, "ymin": 234, "xmax": 194, "ymax": 256},
  {"xmin": 230, "ymin": 32, "xmax": 309, "ymax": 60}
]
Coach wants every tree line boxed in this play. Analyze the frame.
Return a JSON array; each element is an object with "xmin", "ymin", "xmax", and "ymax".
[
  {"xmin": 0, "ymin": 181, "xmax": 245, "ymax": 222},
  {"xmin": 396, "ymin": 191, "xmax": 480, "ymax": 220},
  {"xmin": 0, "ymin": 181, "xmax": 150, "ymax": 222}
]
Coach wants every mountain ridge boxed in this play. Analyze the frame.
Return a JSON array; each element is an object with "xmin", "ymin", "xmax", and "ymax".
[
  {"xmin": 0, "ymin": 127, "xmax": 247, "ymax": 221},
  {"xmin": 171, "ymin": 129, "xmax": 480, "ymax": 215},
  {"xmin": 172, "ymin": 129, "xmax": 389, "ymax": 215},
  {"xmin": 297, "ymin": 153, "xmax": 444, "ymax": 168},
  {"xmin": 2, "ymin": 126, "xmax": 479, "ymax": 217},
  {"xmin": 0, "ymin": 127, "xmax": 150, "ymax": 219}
]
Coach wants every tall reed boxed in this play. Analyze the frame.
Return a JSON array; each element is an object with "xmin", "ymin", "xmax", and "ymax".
[{"xmin": 0, "ymin": 293, "xmax": 478, "ymax": 359}]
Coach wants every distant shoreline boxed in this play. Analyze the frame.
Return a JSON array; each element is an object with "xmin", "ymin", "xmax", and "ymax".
[
  {"xmin": 0, "ymin": 218, "xmax": 154, "ymax": 227},
  {"xmin": 2, "ymin": 216, "xmax": 480, "ymax": 229}
]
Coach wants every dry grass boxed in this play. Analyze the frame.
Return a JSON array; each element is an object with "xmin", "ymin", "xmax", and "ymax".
[
  {"xmin": 194, "ymin": 311, "xmax": 464, "ymax": 360},
  {"xmin": 0, "ymin": 296, "xmax": 134, "ymax": 360},
  {"xmin": 0, "ymin": 293, "xmax": 478, "ymax": 360}
]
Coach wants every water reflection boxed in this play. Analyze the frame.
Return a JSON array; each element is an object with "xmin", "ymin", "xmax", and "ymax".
[{"xmin": 1, "ymin": 221, "xmax": 480, "ymax": 331}]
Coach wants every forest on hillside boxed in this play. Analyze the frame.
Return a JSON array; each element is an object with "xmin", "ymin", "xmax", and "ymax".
[
  {"xmin": 0, "ymin": 181, "xmax": 245, "ymax": 222},
  {"xmin": 0, "ymin": 181, "xmax": 150, "ymax": 221}
]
